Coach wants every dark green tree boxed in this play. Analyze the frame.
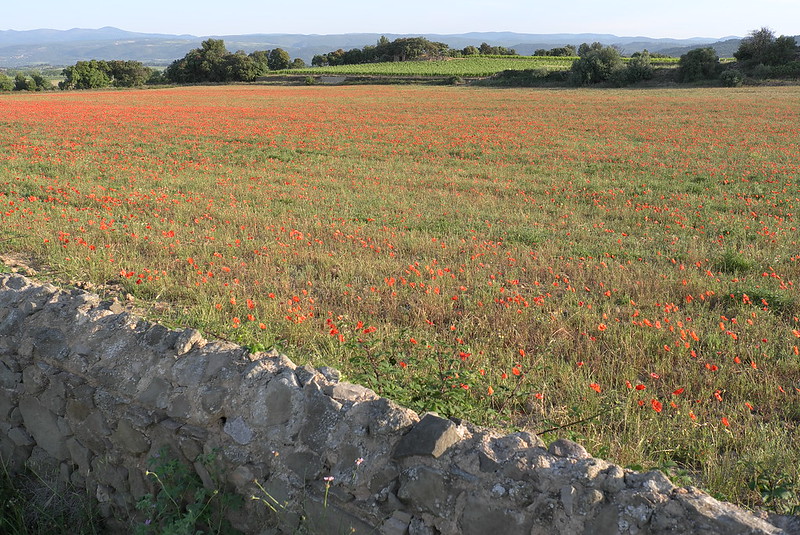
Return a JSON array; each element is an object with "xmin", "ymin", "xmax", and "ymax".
[
  {"xmin": 107, "ymin": 60, "xmax": 153, "ymax": 87},
  {"xmin": 621, "ymin": 50, "xmax": 654, "ymax": 84},
  {"xmin": 267, "ymin": 48, "xmax": 291, "ymax": 70},
  {"xmin": 0, "ymin": 73, "xmax": 13, "ymax": 91},
  {"xmin": 734, "ymin": 27, "xmax": 798, "ymax": 72},
  {"xmin": 165, "ymin": 39, "xmax": 230, "ymax": 83},
  {"xmin": 225, "ymin": 51, "xmax": 260, "ymax": 81},
  {"xmin": 14, "ymin": 73, "xmax": 34, "ymax": 91},
  {"xmin": 569, "ymin": 44, "xmax": 623, "ymax": 85},
  {"xmin": 677, "ymin": 47, "xmax": 721, "ymax": 82},
  {"xmin": 290, "ymin": 58, "xmax": 307, "ymax": 69},
  {"xmin": 249, "ymin": 50, "xmax": 271, "ymax": 74},
  {"xmin": 30, "ymin": 73, "xmax": 51, "ymax": 90},
  {"xmin": 60, "ymin": 60, "xmax": 112, "ymax": 89}
]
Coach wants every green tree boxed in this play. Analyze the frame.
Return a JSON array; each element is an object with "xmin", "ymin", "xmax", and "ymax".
[
  {"xmin": 225, "ymin": 51, "xmax": 259, "ymax": 81},
  {"xmin": 249, "ymin": 50, "xmax": 271, "ymax": 74},
  {"xmin": 734, "ymin": 27, "xmax": 798, "ymax": 73},
  {"xmin": 569, "ymin": 44, "xmax": 623, "ymax": 85},
  {"xmin": 290, "ymin": 58, "xmax": 307, "ymax": 69},
  {"xmin": 621, "ymin": 50, "xmax": 654, "ymax": 84},
  {"xmin": 60, "ymin": 60, "xmax": 112, "ymax": 89},
  {"xmin": 267, "ymin": 48, "xmax": 291, "ymax": 70},
  {"xmin": 30, "ymin": 73, "xmax": 51, "ymax": 90},
  {"xmin": 677, "ymin": 47, "xmax": 721, "ymax": 82},
  {"xmin": 165, "ymin": 39, "xmax": 231, "ymax": 83},
  {"xmin": 0, "ymin": 73, "xmax": 13, "ymax": 91},
  {"xmin": 13, "ymin": 73, "xmax": 34, "ymax": 91},
  {"xmin": 107, "ymin": 60, "xmax": 153, "ymax": 87}
]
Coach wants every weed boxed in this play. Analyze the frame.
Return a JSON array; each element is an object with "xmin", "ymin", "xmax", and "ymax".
[
  {"xmin": 134, "ymin": 448, "xmax": 243, "ymax": 535},
  {"xmin": 744, "ymin": 461, "xmax": 800, "ymax": 515},
  {"xmin": 0, "ymin": 458, "xmax": 100, "ymax": 535}
]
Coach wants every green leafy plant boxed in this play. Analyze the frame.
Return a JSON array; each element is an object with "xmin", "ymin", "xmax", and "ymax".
[
  {"xmin": 744, "ymin": 461, "xmax": 800, "ymax": 515},
  {"xmin": 135, "ymin": 448, "xmax": 243, "ymax": 535}
]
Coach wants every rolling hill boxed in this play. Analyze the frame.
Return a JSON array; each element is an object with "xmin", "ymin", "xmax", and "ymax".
[{"xmin": 0, "ymin": 27, "xmax": 738, "ymax": 68}]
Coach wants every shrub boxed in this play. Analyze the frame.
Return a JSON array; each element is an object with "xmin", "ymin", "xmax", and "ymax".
[
  {"xmin": 720, "ymin": 69, "xmax": 744, "ymax": 87},
  {"xmin": 0, "ymin": 73, "xmax": 15, "ymax": 91},
  {"xmin": 677, "ymin": 47, "xmax": 721, "ymax": 83},
  {"xmin": 615, "ymin": 51, "xmax": 654, "ymax": 85},
  {"xmin": 570, "ymin": 43, "xmax": 623, "ymax": 85}
]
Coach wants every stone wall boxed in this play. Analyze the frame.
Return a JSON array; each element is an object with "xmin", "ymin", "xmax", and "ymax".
[{"xmin": 0, "ymin": 273, "xmax": 796, "ymax": 534}]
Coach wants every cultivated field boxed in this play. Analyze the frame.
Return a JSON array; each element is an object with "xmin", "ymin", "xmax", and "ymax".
[
  {"xmin": 279, "ymin": 55, "xmax": 679, "ymax": 77},
  {"xmin": 1, "ymin": 85, "xmax": 799, "ymax": 511}
]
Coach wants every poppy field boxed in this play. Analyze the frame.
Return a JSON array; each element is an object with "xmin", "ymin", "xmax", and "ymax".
[{"xmin": 1, "ymin": 85, "xmax": 799, "ymax": 510}]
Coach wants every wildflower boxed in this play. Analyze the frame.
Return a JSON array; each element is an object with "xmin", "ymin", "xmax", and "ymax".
[
  {"xmin": 589, "ymin": 383, "xmax": 602, "ymax": 393},
  {"xmin": 651, "ymin": 399, "xmax": 663, "ymax": 413}
]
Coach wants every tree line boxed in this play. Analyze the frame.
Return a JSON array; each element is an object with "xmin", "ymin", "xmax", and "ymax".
[
  {"xmin": 163, "ymin": 38, "xmax": 305, "ymax": 83},
  {"xmin": 563, "ymin": 27, "xmax": 798, "ymax": 87},
  {"xmin": 1, "ymin": 28, "xmax": 797, "ymax": 91},
  {"xmin": 311, "ymin": 36, "xmax": 516, "ymax": 67},
  {"xmin": 0, "ymin": 39, "xmax": 307, "ymax": 91}
]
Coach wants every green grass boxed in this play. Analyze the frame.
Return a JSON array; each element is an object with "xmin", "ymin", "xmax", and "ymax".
[{"xmin": 1, "ymin": 85, "xmax": 799, "ymax": 515}]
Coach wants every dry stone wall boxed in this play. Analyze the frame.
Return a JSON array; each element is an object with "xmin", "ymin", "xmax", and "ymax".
[{"xmin": 0, "ymin": 273, "xmax": 797, "ymax": 534}]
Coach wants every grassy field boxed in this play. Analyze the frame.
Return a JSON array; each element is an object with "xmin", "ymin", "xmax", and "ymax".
[
  {"xmin": 1, "ymin": 85, "xmax": 799, "ymax": 513},
  {"xmin": 277, "ymin": 55, "xmax": 679, "ymax": 77}
]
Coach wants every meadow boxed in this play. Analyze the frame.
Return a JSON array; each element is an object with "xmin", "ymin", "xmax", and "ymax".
[
  {"xmin": 1, "ymin": 84, "xmax": 799, "ymax": 512},
  {"xmin": 278, "ymin": 55, "xmax": 678, "ymax": 77}
]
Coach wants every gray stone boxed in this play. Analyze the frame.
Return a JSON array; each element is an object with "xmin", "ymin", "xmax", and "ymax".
[
  {"xmin": 325, "ymin": 382, "xmax": 380, "ymax": 402},
  {"xmin": 0, "ymin": 391, "xmax": 15, "ymax": 420},
  {"xmin": 397, "ymin": 466, "xmax": 449, "ymax": 515},
  {"xmin": 261, "ymin": 373, "xmax": 301, "ymax": 427},
  {"xmin": 408, "ymin": 517, "xmax": 436, "ymax": 535},
  {"xmin": 304, "ymin": 497, "xmax": 376, "ymax": 535},
  {"xmin": 285, "ymin": 450, "xmax": 323, "ymax": 482},
  {"xmin": 317, "ymin": 366, "xmax": 341, "ymax": 383},
  {"xmin": 18, "ymin": 395, "xmax": 69, "ymax": 460},
  {"xmin": 460, "ymin": 493, "xmax": 532, "ymax": 535},
  {"xmin": 369, "ymin": 399, "xmax": 418, "ymax": 436},
  {"xmin": 200, "ymin": 386, "xmax": 226, "ymax": 417},
  {"xmin": 72, "ymin": 411, "xmax": 112, "ymax": 454},
  {"xmin": 294, "ymin": 364, "xmax": 318, "ymax": 386},
  {"xmin": 223, "ymin": 416, "xmax": 253, "ymax": 445},
  {"xmin": 0, "ymin": 308, "xmax": 25, "ymax": 336},
  {"xmin": 172, "ymin": 353, "xmax": 208, "ymax": 387},
  {"xmin": 174, "ymin": 328, "xmax": 204, "ymax": 355},
  {"xmin": 40, "ymin": 378, "xmax": 67, "ymax": 414},
  {"xmin": 548, "ymin": 438, "xmax": 591, "ymax": 460},
  {"xmin": 31, "ymin": 327, "xmax": 70, "ymax": 361},
  {"xmin": 300, "ymin": 385, "xmax": 343, "ymax": 451},
  {"xmin": 166, "ymin": 394, "xmax": 192, "ymax": 420},
  {"xmin": 138, "ymin": 377, "xmax": 171, "ymax": 409},
  {"xmin": 0, "ymin": 360, "xmax": 22, "ymax": 389},
  {"xmin": 22, "ymin": 364, "xmax": 48, "ymax": 394},
  {"xmin": 8, "ymin": 426, "xmax": 35, "ymax": 446},
  {"xmin": 228, "ymin": 464, "xmax": 255, "ymax": 492},
  {"xmin": 66, "ymin": 437, "xmax": 92, "ymax": 476},
  {"xmin": 393, "ymin": 413, "xmax": 460, "ymax": 459},
  {"xmin": 112, "ymin": 420, "xmax": 150, "ymax": 454},
  {"xmin": 142, "ymin": 323, "xmax": 180, "ymax": 352}
]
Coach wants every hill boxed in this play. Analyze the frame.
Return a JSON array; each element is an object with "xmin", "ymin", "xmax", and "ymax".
[{"xmin": 0, "ymin": 27, "xmax": 736, "ymax": 68}]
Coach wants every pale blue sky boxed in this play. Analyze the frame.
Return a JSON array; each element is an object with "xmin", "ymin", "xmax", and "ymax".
[{"xmin": 3, "ymin": 0, "xmax": 799, "ymax": 39}]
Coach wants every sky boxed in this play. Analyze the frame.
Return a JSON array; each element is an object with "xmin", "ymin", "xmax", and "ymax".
[{"xmin": 3, "ymin": 0, "xmax": 799, "ymax": 39}]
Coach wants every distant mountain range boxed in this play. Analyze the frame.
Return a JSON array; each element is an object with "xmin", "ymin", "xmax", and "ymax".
[{"xmin": 0, "ymin": 27, "xmax": 747, "ymax": 68}]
